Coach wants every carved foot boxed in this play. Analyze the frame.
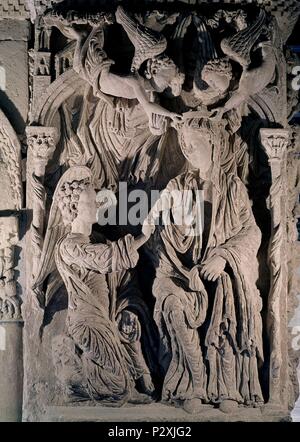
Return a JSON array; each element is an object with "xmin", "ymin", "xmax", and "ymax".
[
  {"xmin": 139, "ymin": 373, "xmax": 155, "ymax": 396},
  {"xmin": 129, "ymin": 390, "xmax": 154, "ymax": 405},
  {"xmin": 183, "ymin": 398, "xmax": 206, "ymax": 414},
  {"xmin": 219, "ymin": 400, "xmax": 239, "ymax": 414}
]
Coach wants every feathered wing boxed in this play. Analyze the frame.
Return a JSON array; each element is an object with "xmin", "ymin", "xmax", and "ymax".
[
  {"xmin": 115, "ymin": 6, "xmax": 167, "ymax": 72},
  {"xmin": 59, "ymin": 102, "xmax": 94, "ymax": 168},
  {"xmin": 193, "ymin": 15, "xmax": 219, "ymax": 93},
  {"xmin": 32, "ymin": 166, "xmax": 92, "ymax": 309},
  {"xmin": 221, "ymin": 9, "xmax": 266, "ymax": 67},
  {"xmin": 32, "ymin": 195, "xmax": 67, "ymax": 308},
  {"xmin": 194, "ymin": 15, "xmax": 218, "ymax": 64}
]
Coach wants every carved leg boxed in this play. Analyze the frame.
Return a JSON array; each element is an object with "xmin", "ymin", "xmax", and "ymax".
[
  {"xmin": 118, "ymin": 310, "xmax": 155, "ymax": 397},
  {"xmin": 160, "ymin": 294, "xmax": 207, "ymax": 406}
]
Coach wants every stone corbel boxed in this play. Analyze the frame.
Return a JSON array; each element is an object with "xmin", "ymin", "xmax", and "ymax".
[
  {"xmin": 260, "ymin": 128, "xmax": 290, "ymax": 408},
  {"xmin": 26, "ymin": 126, "xmax": 58, "ymax": 279}
]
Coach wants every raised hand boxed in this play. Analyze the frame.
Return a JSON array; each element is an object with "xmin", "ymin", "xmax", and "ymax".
[{"xmin": 142, "ymin": 216, "xmax": 156, "ymax": 239}]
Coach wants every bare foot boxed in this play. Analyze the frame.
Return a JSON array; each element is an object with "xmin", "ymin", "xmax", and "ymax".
[
  {"xmin": 183, "ymin": 398, "xmax": 206, "ymax": 414},
  {"xmin": 219, "ymin": 399, "xmax": 239, "ymax": 414},
  {"xmin": 139, "ymin": 373, "xmax": 155, "ymax": 396}
]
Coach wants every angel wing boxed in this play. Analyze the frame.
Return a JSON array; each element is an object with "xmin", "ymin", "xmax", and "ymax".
[
  {"xmin": 221, "ymin": 9, "xmax": 266, "ymax": 67},
  {"xmin": 193, "ymin": 14, "xmax": 219, "ymax": 93},
  {"xmin": 115, "ymin": 6, "xmax": 167, "ymax": 72},
  {"xmin": 194, "ymin": 15, "xmax": 218, "ymax": 65},
  {"xmin": 32, "ymin": 166, "xmax": 92, "ymax": 309}
]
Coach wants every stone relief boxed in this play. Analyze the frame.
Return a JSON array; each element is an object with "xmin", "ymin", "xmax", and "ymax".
[
  {"xmin": 34, "ymin": 165, "xmax": 155, "ymax": 403},
  {"xmin": 147, "ymin": 117, "xmax": 264, "ymax": 414},
  {"xmin": 0, "ymin": 109, "xmax": 22, "ymax": 321},
  {"xmin": 0, "ymin": 0, "xmax": 299, "ymax": 422}
]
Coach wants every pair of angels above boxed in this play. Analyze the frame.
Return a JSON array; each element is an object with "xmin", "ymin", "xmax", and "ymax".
[{"xmin": 44, "ymin": 5, "xmax": 275, "ymax": 129}]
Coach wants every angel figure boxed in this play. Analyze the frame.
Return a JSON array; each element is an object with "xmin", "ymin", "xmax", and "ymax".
[
  {"xmin": 209, "ymin": 9, "xmax": 277, "ymax": 120},
  {"xmin": 44, "ymin": 6, "xmax": 184, "ymax": 130},
  {"xmin": 145, "ymin": 117, "xmax": 264, "ymax": 413},
  {"xmin": 194, "ymin": 57, "xmax": 233, "ymax": 107},
  {"xmin": 33, "ymin": 166, "xmax": 155, "ymax": 403}
]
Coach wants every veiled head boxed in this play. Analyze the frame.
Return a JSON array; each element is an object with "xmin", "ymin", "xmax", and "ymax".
[{"xmin": 178, "ymin": 118, "xmax": 226, "ymax": 177}]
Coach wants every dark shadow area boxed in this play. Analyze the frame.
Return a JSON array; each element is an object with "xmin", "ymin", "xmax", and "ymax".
[{"xmin": 0, "ymin": 90, "xmax": 26, "ymax": 134}]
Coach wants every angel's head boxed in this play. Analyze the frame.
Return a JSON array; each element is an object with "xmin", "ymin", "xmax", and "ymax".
[
  {"xmin": 145, "ymin": 54, "xmax": 185, "ymax": 97},
  {"xmin": 227, "ymin": 10, "xmax": 248, "ymax": 31},
  {"xmin": 201, "ymin": 58, "xmax": 232, "ymax": 95},
  {"xmin": 56, "ymin": 178, "xmax": 98, "ymax": 228}
]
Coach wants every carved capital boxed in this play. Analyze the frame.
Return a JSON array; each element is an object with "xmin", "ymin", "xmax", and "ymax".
[
  {"xmin": 260, "ymin": 129, "xmax": 290, "ymax": 162},
  {"xmin": 26, "ymin": 126, "xmax": 58, "ymax": 175}
]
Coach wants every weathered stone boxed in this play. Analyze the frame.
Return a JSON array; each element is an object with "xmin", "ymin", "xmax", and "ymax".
[
  {"xmin": 0, "ymin": 19, "xmax": 30, "ymax": 41},
  {"xmin": 0, "ymin": 321, "xmax": 23, "ymax": 422},
  {"xmin": 0, "ymin": 0, "xmax": 299, "ymax": 423},
  {"xmin": 0, "ymin": 40, "xmax": 29, "ymax": 132}
]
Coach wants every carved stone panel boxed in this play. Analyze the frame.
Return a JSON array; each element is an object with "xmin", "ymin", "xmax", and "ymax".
[{"xmin": 0, "ymin": 0, "xmax": 299, "ymax": 422}]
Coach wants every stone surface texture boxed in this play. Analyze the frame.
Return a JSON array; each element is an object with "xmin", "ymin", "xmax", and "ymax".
[{"xmin": 0, "ymin": 0, "xmax": 299, "ymax": 423}]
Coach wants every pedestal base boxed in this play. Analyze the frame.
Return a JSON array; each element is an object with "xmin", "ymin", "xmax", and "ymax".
[{"xmin": 42, "ymin": 403, "xmax": 291, "ymax": 422}]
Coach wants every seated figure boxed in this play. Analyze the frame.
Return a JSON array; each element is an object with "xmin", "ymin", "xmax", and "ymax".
[{"xmin": 147, "ymin": 117, "xmax": 264, "ymax": 413}]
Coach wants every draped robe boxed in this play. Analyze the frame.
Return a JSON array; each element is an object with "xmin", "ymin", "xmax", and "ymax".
[
  {"xmin": 153, "ymin": 169, "xmax": 264, "ymax": 405},
  {"xmin": 55, "ymin": 232, "xmax": 142, "ymax": 403}
]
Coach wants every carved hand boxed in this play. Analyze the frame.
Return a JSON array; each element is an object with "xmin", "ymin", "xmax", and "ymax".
[
  {"xmin": 170, "ymin": 113, "xmax": 183, "ymax": 124},
  {"xmin": 142, "ymin": 217, "xmax": 156, "ymax": 238},
  {"xmin": 133, "ymin": 220, "xmax": 155, "ymax": 249},
  {"xmin": 199, "ymin": 255, "xmax": 226, "ymax": 282},
  {"xmin": 208, "ymin": 108, "xmax": 225, "ymax": 121}
]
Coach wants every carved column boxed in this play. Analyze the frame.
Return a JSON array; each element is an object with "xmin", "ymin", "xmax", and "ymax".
[
  {"xmin": 26, "ymin": 127, "xmax": 58, "ymax": 280},
  {"xmin": 260, "ymin": 128, "xmax": 290, "ymax": 408},
  {"xmin": 0, "ymin": 216, "xmax": 23, "ymax": 422}
]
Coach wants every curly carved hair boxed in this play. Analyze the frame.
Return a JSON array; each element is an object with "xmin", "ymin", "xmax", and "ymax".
[
  {"xmin": 56, "ymin": 178, "xmax": 91, "ymax": 225},
  {"xmin": 202, "ymin": 58, "xmax": 232, "ymax": 79},
  {"xmin": 144, "ymin": 54, "xmax": 180, "ymax": 80}
]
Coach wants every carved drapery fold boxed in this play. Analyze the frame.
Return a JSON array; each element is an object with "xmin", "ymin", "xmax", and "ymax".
[{"xmin": 2, "ymin": 0, "xmax": 297, "ymax": 421}]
